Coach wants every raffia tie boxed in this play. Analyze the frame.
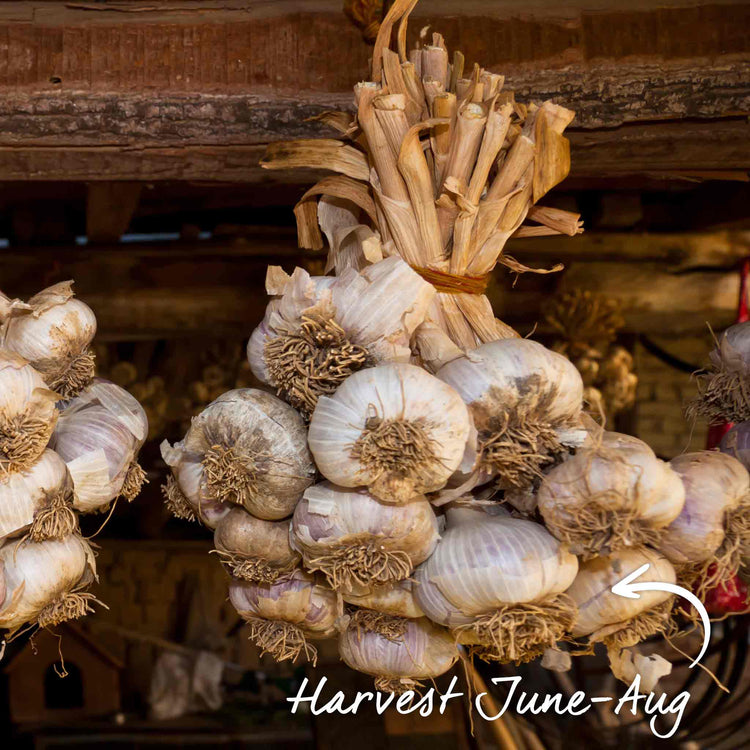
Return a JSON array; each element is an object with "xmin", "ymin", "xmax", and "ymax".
[{"xmin": 410, "ymin": 266, "xmax": 490, "ymax": 295}]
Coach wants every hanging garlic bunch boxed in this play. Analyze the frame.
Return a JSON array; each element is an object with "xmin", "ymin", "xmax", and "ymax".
[
  {"xmin": 308, "ymin": 363, "xmax": 471, "ymax": 502},
  {"xmin": 3, "ymin": 281, "xmax": 97, "ymax": 399},
  {"xmin": 0, "ymin": 351, "xmax": 59, "ymax": 473},
  {"xmin": 213, "ymin": 507, "xmax": 300, "ymax": 583},
  {"xmin": 248, "ymin": 257, "xmax": 434, "ymax": 418},
  {"xmin": 414, "ymin": 507, "xmax": 578, "ymax": 664},
  {"xmin": 228, "ymin": 569, "xmax": 338, "ymax": 665},
  {"xmin": 160, "ymin": 438, "xmax": 232, "ymax": 528},
  {"xmin": 567, "ymin": 547, "xmax": 676, "ymax": 651},
  {"xmin": 0, "ymin": 449, "xmax": 77, "ymax": 542},
  {"xmin": 658, "ymin": 451, "xmax": 750, "ymax": 596},
  {"xmin": 537, "ymin": 431, "xmax": 685, "ymax": 559},
  {"xmin": 291, "ymin": 482, "xmax": 439, "ymax": 590},
  {"xmin": 0, "ymin": 533, "xmax": 98, "ymax": 633},
  {"xmin": 436, "ymin": 339, "xmax": 585, "ymax": 490},
  {"xmin": 180, "ymin": 389, "xmax": 314, "ymax": 519},
  {"xmin": 50, "ymin": 379, "xmax": 148, "ymax": 513},
  {"xmin": 339, "ymin": 614, "xmax": 458, "ymax": 694}
]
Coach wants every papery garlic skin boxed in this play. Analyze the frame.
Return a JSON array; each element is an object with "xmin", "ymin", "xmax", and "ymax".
[
  {"xmin": 4, "ymin": 281, "xmax": 97, "ymax": 398},
  {"xmin": 720, "ymin": 423, "xmax": 750, "ymax": 472},
  {"xmin": 339, "ymin": 616, "xmax": 458, "ymax": 693},
  {"xmin": 660, "ymin": 451, "xmax": 749, "ymax": 565},
  {"xmin": 436, "ymin": 339, "xmax": 585, "ymax": 490},
  {"xmin": 0, "ymin": 351, "xmax": 59, "ymax": 472},
  {"xmin": 185, "ymin": 389, "xmax": 314, "ymax": 520},
  {"xmin": 0, "ymin": 449, "xmax": 76, "ymax": 542},
  {"xmin": 0, "ymin": 533, "xmax": 97, "ymax": 632},
  {"xmin": 342, "ymin": 579, "xmax": 424, "ymax": 619},
  {"xmin": 308, "ymin": 363, "xmax": 471, "ymax": 502},
  {"xmin": 537, "ymin": 432, "xmax": 685, "ymax": 558},
  {"xmin": 567, "ymin": 547, "xmax": 675, "ymax": 639},
  {"xmin": 214, "ymin": 507, "xmax": 300, "ymax": 582},
  {"xmin": 291, "ymin": 482, "xmax": 439, "ymax": 589}
]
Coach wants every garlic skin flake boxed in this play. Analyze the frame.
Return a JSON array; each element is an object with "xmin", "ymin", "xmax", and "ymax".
[
  {"xmin": 229, "ymin": 569, "xmax": 338, "ymax": 665},
  {"xmin": 342, "ymin": 579, "xmax": 424, "ymax": 619},
  {"xmin": 437, "ymin": 338, "xmax": 585, "ymax": 490},
  {"xmin": 0, "ymin": 449, "xmax": 77, "ymax": 542},
  {"xmin": 291, "ymin": 482, "xmax": 439, "ymax": 590},
  {"xmin": 339, "ymin": 615, "xmax": 458, "ymax": 694},
  {"xmin": 308, "ymin": 363, "xmax": 471, "ymax": 503},
  {"xmin": 538, "ymin": 431, "xmax": 685, "ymax": 559},
  {"xmin": 0, "ymin": 533, "xmax": 98, "ymax": 633},
  {"xmin": 4, "ymin": 281, "xmax": 97, "ymax": 399},
  {"xmin": 183, "ymin": 388, "xmax": 314, "ymax": 520},
  {"xmin": 248, "ymin": 257, "xmax": 435, "ymax": 418},
  {"xmin": 0, "ymin": 351, "xmax": 59, "ymax": 473}
]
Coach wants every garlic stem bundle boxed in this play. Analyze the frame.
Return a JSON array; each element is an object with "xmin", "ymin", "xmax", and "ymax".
[
  {"xmin": 228, "ymin": 570, "xmax": 338, "ymax": 665},
  {"xmin": 3, "ymin": 281, "xmax": 97, "ymax": 399},
  {"xmin": 0, "ymin": 351, "xmax": 59, "ymax": 473},
  {"xmin": 567, "ymin": 547, "xmax": 676, "ymax": 650},
  {"xmin": 248, "ymin": 257, "xmax": 434, "ymax": 418},
  {"xmin": 50, "ymin": 379, "xmax": 149, "ymax": 513},
  {"xmin": 0, "ymin": 533, "xmax": 98, "ymax": 633},
  {"xmin": 436, "ymin": 339, "xmax": 585, "ymax": 490},
  {"xmin": 659, "ymin": 451, "xmax": 750, "ymax": 595},
  {"xmin": 537, "ymin": 431, "xmax": 685, "ymax": 559},
  {"xmin": 0, "ymin": 449, "xmax": 77, "ymax": 542},
  {"xmin": 342, "ymin": 579, "xmax": 424, "ymax": 619},
  {"xmin": 291, "ymin": 482, "xmax": 438, "ymax": 590},
  {"xmin": 213, "ymin": 507, "xmax": 300, "ymax": 583},
  {"xmin": 414, "ymin": 507, "xmax": 578, "ymax": 664},
  {"xmin": 160, "ymin": 438, "xmax": 232, "ymax": 529},
  {"xmin": 182, "ymin": 389, "xmax": 314, "ymax": 519},
  {"xmin": 339, "ymin": 614, "xmax": 458, "ymax": 694},
  {"xmin": 308, "ymin": 363, "xmax": 471, "ymax": 502}
]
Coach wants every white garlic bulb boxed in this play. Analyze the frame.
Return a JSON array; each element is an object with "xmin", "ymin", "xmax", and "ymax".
[
  {"xmin": 537, "ymin": 431, "xmax": 685, "ymax": 559},
  {"xmin": 291, "ymin": 481, "xmax": 439, "ymax": 590},
  {"xmin": 567, "ymin": 547, "xmax": 676, "ymax": 648},
  {"xmin": 0, "ymin": 351, "xmax": 59, "ymax": 473},
  {"xmin": 0, "ymin": 533, "xmax": 98, "ymax": 633},
  {"xmin": 3, "ymin": 281, "xmax": 97, "ymax": 398},
  {"xmin": 436, "ymin": 338, "xmax": 585, "ymax": 490},
  {"xmin": 183, "ymin": 389, "xmax": 314, "ymax": 520},
  {"xmin": 308, "ymin": 363, "xmax": 471, "ymax": 503},
  {"xmin": 248, "ymin": 257, "xmax": 434, "ymax": 417},
  {"xmin": 50, "ymin": 379, "xmax": 148, "ymax": 513},
  {"xmin": 659, "ymin": 451, "xmax": 750, "ymax": 593},
  {"xmin": 339, "ymin": 615, "xmax": 458, "ymax": 694},
  {"xmin": 342, "ymin": 579, "xmax": 424, "ymax": 619},
  {"xmin": 0, "ymin": 449, "xmax": 77, "ymax": 542},
  {"xmin": 160, "ymin": 438, "xmax": 232, "ymax": 529},
  {"xmin": 228, "ymin": 569, "xmax": 338, "ymax": 665},
  {"xmin": 414, "ymin": 507, "xmax": 578, "ymax": 664},
  {"xmin": 214, "ymin": 507, "xmax": 300, "ymax": 583}
]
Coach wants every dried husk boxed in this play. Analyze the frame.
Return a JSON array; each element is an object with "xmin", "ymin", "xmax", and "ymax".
[
  {"xmin": 342, "ymin": 579, "xmax": 424, "ymax": 619},
  {"xmin": 261, "ymin": 139, "xmax": 370, "ymax": 182},
  {"xmin": 291, "ymin": 482, "xmax": 439, "ymax": 590}
]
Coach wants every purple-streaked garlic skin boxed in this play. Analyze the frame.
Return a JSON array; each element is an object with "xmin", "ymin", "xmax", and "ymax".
[
  {"xmin": 720, "ymin": 423, "xmax": 750, "ymax": 473},
  {"xmin": 713, "ymin": 321, "xmax": 750, "ymax": 374}
]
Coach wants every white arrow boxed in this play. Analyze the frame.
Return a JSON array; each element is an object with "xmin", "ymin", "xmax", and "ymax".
[{"xmin": 611, "ymin": 562, "xmax": 711, "ymax": 668}]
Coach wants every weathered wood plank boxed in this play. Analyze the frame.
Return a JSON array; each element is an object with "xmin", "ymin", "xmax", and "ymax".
[{"xmin": 86, "ymin": 181, "xmax": 142, "ymax": 242}]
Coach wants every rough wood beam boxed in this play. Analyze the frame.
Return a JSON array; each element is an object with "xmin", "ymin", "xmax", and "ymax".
[{"xmin": 86, "ymin": 182, "xmax": 143, "ymax": 242}]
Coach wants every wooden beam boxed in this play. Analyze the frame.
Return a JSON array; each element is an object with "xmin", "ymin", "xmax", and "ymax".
[{"xmin": 86, "ymin": 182, "xmax": 143, "ymax": 243}]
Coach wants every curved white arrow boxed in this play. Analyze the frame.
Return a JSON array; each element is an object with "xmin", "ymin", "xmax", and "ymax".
[{"xmin": 611, "ymin": 562, "xmax": 711, "ymax": 668}]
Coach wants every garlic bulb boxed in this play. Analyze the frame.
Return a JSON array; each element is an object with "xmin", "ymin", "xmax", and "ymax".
[
  {"xmin": 291, "ymin": 482, "xmax": 439, "ymax": 590},
  {"xmin": 3, "ymin": 281, "xmax": 97, "ymax": 398},
  {"xmin": 183, "ymin": 389, "xmax": 314, "ymax": 519},
  {"xmin": 339, "ymin": 614, "xmax": 458, "ymax": 694},
  {"xmin": 248, "ymin": 257, "xmax": 434, "ymax": 417},
  {"xmin": 659, "ymin": 451, "xmax": 750, "ymax": 594},
  {"xmin": 414, "ymin": 507, "xmax": 578, "ymax": 664},
  {"xmin": 436, "ymin": 339, "xmax": 585, "ymax": 490},
  {"xmin": 720, "ymin": 422, "xmax": 750, "ymax": 472},
  {"xmin": 0, "ymin": 351, "xmax": 59, "ymax": 472},
  {"xmin": 213, "ymin": 507, "xmax": 300, "ymax": 583},
  {"xmin": 0, "ymin": 533, "xmax": 98, "ymax": 633},
  {"xmin": 51, "ymin": 379, "xmax": 148, "ymax": 513},
  {"xmin": 228, "ymin": 569, "xmax": 338, "ymax": 664},
  {"xmin": 342, "ymin": 579, "xmax": 424, "ymax": 619},
  {"xmin": 537, "ymin": 431, "xmax": 685, "ymax": 559},
  {"xmin": 160, "ymin": 438, "xmax": 232, "ymax": 529},
  {"xmin": 0, "ymin": 449, "xmax": 77, "ymax": 542},
  {"xmin": 567, "ymin": 547, "xmax": 676, "ymax": 649},
  {"xmin": 308, "ymin": 363, "xmax": 471, "ymax": 502}
]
